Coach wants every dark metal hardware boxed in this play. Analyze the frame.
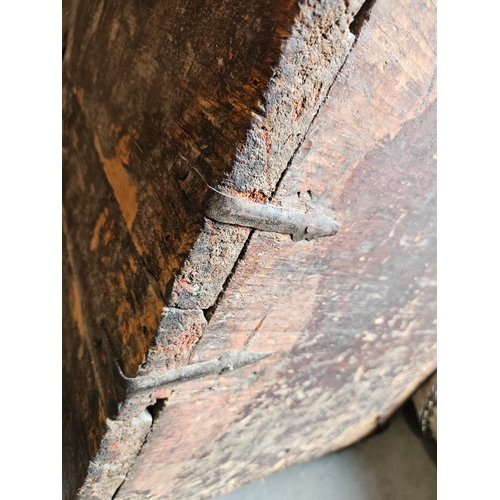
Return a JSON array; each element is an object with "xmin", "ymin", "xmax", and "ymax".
[
  {"xmin": 180, "ymin": 168, "xmax": 339, "ymax": 241},
  {"xmin": 122, "ymin": 351, "xmax": 272, "ymax": 395}
]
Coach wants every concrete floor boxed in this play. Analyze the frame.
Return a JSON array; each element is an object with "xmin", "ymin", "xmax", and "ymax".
[{"xmin": 216, "ymin": 405, "xmax": 436, "ymax": 500}]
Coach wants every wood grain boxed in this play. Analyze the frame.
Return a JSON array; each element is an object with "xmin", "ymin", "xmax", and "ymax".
[
  {"xmin": 63, "ymin": 0, "xmax": 436, "ymax": 497},
  {"xmin": 117, "ymin": 0, "xmax": 436, "ymax": 497},
  {"xmin": 63, "ymin": 224, "xmax": 106, "ymax": 500},
  {"xmin": 63, "ymin": 0, "xmax": 367, "ymax": 496}
]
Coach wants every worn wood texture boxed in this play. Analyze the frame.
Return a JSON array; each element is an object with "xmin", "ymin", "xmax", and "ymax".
[
  {"xmin": 116, "ymin": 0, "xmax": 437, "ymax": 497},
  {"xmin": 63, "ymin": 0, "xmax": 368, "ymax": 498},
  {"xmin": 63, "ymin": 223, "xmax": 106, "ymax": 500},
  {"xmin": 62, "ymin": 0, "xmax": 436, "ymax": 497}
]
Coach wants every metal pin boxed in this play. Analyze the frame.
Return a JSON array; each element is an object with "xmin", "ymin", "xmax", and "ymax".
[{"xmin": 183, "ymin": 168, "xmax": 339, "ymax": 242}]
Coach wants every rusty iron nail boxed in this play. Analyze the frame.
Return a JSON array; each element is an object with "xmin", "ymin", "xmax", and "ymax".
[
  {"xmin": 189, "ymin": 168, "xmax": 339, "ymax": 241},
  {"xmin": 121, "ymin": 351, "xmax": 273, "ymax": 395}
]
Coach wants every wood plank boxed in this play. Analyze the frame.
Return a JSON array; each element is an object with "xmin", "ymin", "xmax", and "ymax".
[
  {"xmin": 62, "ymin": 74, "xmax": 168, "ymax": 498},
  {"xmin": 63, "ymin": 225, "xmax": 105, "ymax": 500},
  {"xmin": 63, "ymin": 78, "xmax": 166, "ymax": 378},
  {"xmin": 116, "ymin": 0, "xmax": 436, "ymax": 497},
  {"xmin": 63, "ymin": 0, "xmax": 436, "ymax": 497},
  {"xmin": 63, "ymin": 0, "xmax": 369, "ymax": 496}
]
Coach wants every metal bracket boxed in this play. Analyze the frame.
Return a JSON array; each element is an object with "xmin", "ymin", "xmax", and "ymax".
[{"xmin": 180, "ymin": 169, "xmax": 339, "ymax": 241}]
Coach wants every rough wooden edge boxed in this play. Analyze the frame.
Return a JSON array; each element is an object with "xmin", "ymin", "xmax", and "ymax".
[
  {"xmin": 168, "ymin": 0, "xmax": 365, "ymax": 310},
  {"xmin": 76, "ymin": 1, "xmax": 372, "ymax": 497}
]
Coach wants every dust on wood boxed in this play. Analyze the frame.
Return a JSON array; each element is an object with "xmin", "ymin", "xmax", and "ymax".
[
  {"xmin": 64, "ymin": 0, "xmax": 355, "ymax": 496},
  {"xmin": 117, "ymin": 0, "xmax": 437, "ymax": 497},
  {"xmin": 63, "ymin": 0, "xmax": 436, "ymax": 497}
]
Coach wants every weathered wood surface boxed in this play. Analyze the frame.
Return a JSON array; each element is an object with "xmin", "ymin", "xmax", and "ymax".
[
  {"xmin": 63, "ymin": 0, "xmax": 368, "ymax": 496},
  {"xmin": 116, "ymin": 0, "xmax": 437, "ymax": 497},
  {"xmin": 62, "ymin": 0, "xmax": 436, "ymax": 497}
]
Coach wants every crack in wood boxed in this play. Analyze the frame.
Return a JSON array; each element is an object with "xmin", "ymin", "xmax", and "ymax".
[{"xmin": 69, "ymin": 0, "xmax": 383, "ymax": 497}]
